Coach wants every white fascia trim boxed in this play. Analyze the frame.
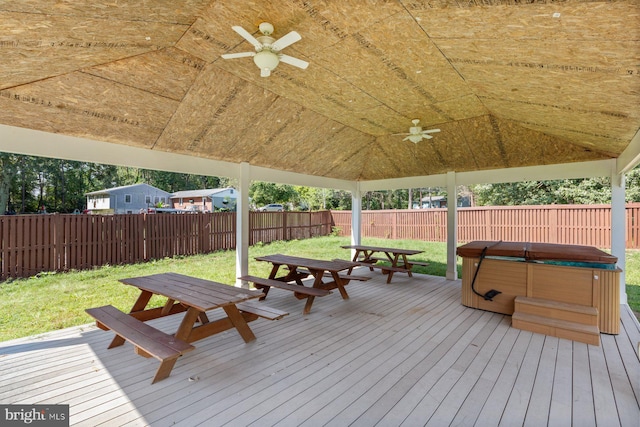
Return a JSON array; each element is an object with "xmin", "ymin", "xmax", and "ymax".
[
  {"xmin": 456, "ymin": 160, "xmax": 614, "ymax": 186},
  {"xmin": 616, "ymin": 129, "xmax": 640, "ymax": 175}
]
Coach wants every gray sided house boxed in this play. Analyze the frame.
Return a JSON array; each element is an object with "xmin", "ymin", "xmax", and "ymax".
[
  {"xmin": 86, "ymin": 183, "xmax": 171, "ymax": 214},
  {"xmin": 170, "ymin": 188, "xmax": 237, "ymax": 212}
]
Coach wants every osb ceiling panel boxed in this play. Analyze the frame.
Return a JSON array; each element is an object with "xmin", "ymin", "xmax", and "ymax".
[
  {"xmin": 0, "ymin": 11, "xmax": 190, "ymax": 89},
  {"xmin": 0, "ymin": 0, "xmax": 638, "ymax": 182}
]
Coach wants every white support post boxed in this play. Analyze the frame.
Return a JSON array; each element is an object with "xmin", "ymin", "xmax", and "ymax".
[
  {"xmin": 350, "ymin": 184, "xmax": 363, "ymax": 262},
  {"xmin": 351, "ymin": 184, "xmax": 362, "ymax": 247},
  {"xmin": 446, "ymin": 172, "xmax": 458, "ymax": 280},
  {"xmin": 611, "ymin": 166, "xmax": 627, "ymax": 303},
  {"xmin": 235, "ymin": 162, "xmax": 251, "ymax": 288}
]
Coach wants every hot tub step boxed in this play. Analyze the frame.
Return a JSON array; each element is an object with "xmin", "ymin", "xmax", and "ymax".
[
  {"xmin": 514, "ymin": 296, "xmax": 598, "ymax": 326},
  {"xmin": 512, "ymin": 312, "xmax": 600, "ymax": 345}
]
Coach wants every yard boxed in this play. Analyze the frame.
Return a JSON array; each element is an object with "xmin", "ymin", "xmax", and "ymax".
[{"xmin": 0, "ymin": 236, "xmax": 638, "ymax": 342}]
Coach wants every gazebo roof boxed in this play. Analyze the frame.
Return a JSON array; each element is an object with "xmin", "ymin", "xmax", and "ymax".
[{"xmin": 1, "ymin": 1, "xmax": 639, "ymax": 183}]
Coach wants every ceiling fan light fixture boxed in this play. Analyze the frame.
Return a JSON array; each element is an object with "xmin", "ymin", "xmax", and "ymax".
[
  {"xmin": 394, "ymin": 118, "xmax": 441, "ymax": 143},
  {"xmin": 222, "ymin": 22, "xmax": 307, "ymax": 77},
  {"xmin": 259, "ymin": 22, "xmax": 274, "ymax": 35},
  {"xmin": 253, "ymin": 50, "xmax": 279, "ymax": 74}
]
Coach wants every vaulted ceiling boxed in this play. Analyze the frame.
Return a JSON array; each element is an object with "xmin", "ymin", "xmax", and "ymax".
[{"xmin": 1, "ymin": 0, "xmax": 638, "ymax": 182}]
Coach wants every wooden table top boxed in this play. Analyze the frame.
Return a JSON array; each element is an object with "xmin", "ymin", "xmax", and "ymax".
[
  {"xmin": 255, "ymin": 254, "xmax": 358, "ymax": 272},
  {"xmin": 341, "ymin": 245, "xmax": 423, "ymax": 256},
  {"xmin": 119, "ymin": 272, "xmax": 264, "ymax": 312}
]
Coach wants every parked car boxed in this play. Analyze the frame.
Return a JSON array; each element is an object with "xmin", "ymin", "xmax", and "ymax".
[{"xmin": 259, "ymin": 203, "xmax": 284, "ymax": 212}]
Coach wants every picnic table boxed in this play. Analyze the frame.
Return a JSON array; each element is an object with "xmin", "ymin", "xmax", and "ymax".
[
  {"xmin": 250, "ymin": 254, "xmax": 366, "ymax": 314},
  {"xmin": 86, "ymin": 272, "xmax": 287, "ymax": 383},
  {"xmin": 341, "ymin": 244, "xmax": 427, "ymax": 283}
]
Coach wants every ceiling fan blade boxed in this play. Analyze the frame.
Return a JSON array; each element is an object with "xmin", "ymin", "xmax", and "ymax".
[
  {"xmin": 221, "ymin": 52, "xmax": 256, "ymax": 59},
  {"xmin": 231, "ymin": 26, "xmax": 262, "ymax": 50},
  {"xmin": 422, "ymin": 129, "xmax": 441, "ymax": 134},
  {"xmin": 260, "ymin": 68, "xmax": 271, "ymax": 77},
  {"xmin": 271, "ymin": 31, "xmax": 302, "ymax": 51},
  {"xmin": 402, "ymin": 136, "xmax": 413, "ymax": 141},
  {"xmin": 279, "ymin": 54, "xmax": 309, "ymax": 69}
]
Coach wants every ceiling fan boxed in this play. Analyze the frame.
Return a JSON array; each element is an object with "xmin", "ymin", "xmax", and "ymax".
[
  {"xmin": 394, "ymin": 119, "xmax": 441, "ymax": 143},
  {"xmin": 221, "ymin": 22, "xmax": 309, "ymax": 77}
]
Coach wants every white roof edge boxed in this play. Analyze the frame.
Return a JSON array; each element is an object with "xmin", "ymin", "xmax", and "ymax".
[{"xmin": 616, "ymin": 129, "xmax": 640, "ymax": 174}]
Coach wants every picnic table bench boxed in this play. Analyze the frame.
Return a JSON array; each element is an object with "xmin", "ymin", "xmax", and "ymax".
[
  {"xmin": 342, "ymin": 245, "xmax": 428, "ymax": 283},
  {"xmin": 251, "ymin": 254, "xmax": 361, "ymax": 314},
  {"xmin": 86, "ymin": 272, "xmax": 287, "ymax": 383},
  {"xmin": 239, "ymin": 275, "xmax": 332, "ymax": 299},
  {"xmin": 86, "ymin": 304, "xmax": 195, "ymax": 383},
  {"xmin": 294, "ymin": 268, "xmax": 371, "ymax": 283}
]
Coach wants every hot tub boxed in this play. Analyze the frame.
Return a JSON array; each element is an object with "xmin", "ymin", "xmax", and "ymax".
[{"xmin": 457, "ymin": 241, "xmax": 621, "ymax": 334}]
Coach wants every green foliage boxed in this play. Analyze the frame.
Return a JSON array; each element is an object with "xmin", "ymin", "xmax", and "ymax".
[
  {"xmin": 624, "ymin": 250, "xmax": 640, "ymax": 319},
  {"xmin": 623, "ymin": 167, "xmax": 640, "ymax": 202},
  {"xmin": 294, "ymin": 186, "xmax": 349, "ymax": 210},
  {"xmin": 470, "ymin": 166, "xmax": 640, "ymax": 207},
  {"xmin": 0, "ymin": 154, "xmax": 237, "ymax": 214},
  {"xmin": 472, "ymin": 178, "xmax": 613, "ymax": 206},
  {"xmin": 249, "ymin": 181, "xmax": 298, "ymax": 208}
]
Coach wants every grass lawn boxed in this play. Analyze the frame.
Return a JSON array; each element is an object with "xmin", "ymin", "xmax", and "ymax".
[{"xmin": 1, "ymin": 236, "xmax": 638, "ymax": 342}]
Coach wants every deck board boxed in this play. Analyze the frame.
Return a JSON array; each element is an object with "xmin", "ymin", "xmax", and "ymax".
[
  {"xmin": 572, "ymin": 341, "xmax": 597, "ymax": 427},
  {"xmin": 0, "ymin": 270, "xmax": 638, "ymax": 427},
  {"xmin": 602, "ymin": 333, "xmax": 640, "ymax": 427},
  {"xmin": 549, "ymin": 339, "xmax": 573, "ymax": 427}
]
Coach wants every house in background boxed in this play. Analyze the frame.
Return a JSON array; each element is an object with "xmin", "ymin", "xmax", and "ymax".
[
  {"xmin": 416, "ymin": 194, "xmax": 472, "ymax": 209},
  {"xmin": 170, "ymin": 188, "xmax": 237, "ymax": 212},
  {"xmin": 85, "ymin": 183, "xmax": 171, "ymax": 214}
]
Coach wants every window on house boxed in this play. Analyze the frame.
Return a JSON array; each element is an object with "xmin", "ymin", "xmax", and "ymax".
[
  {"xmin": 154, "ymin": 197, "xmax": 159, "ymax": 204},
  {"xmin": 145, "ymin": 195, "xmax": 151, "ymax": 204},
  {"xmin": 124, "ymin": 194, "xmax": 132, "ymax": 203}
]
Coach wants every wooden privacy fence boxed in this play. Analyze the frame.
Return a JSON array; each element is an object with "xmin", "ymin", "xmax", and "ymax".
[
  {"xmin": 5, "ymin": 205, "xmax": 638, "ymax": 280},
  {"xmin": 331, "ymin": 203, "xmax": 640, "ymax": 249},
  {"xmin": 0, "ymin": 211, "xmax": 332, "ymax": 280}
]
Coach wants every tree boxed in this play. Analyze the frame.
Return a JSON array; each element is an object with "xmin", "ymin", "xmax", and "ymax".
[
  {"xmin": 624, "ymin": 167, "xmax": 640, "ymax": 202},
  {"xmin": 471, "ymin": 175, "xmax": 619, "ymax": 207},
  {"xmin": 295, "ymin": 186, "xmax": 341, "ymax": 210},
  {"xmin": 0, "ymin": 154, "xmax": 19, "ymax": 214},
  {"xmin": 249, "ymin": 182, "xmax": 297, "ymax": 208}
]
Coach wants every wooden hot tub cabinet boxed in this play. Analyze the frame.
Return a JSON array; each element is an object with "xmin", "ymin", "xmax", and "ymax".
[{"xmin": 457, "ymin": 241, "xmax": 621, "ymax": 335}]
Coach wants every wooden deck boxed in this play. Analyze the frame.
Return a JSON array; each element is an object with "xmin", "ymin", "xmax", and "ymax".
[{"xmin": 1, "ymin": 271, "xmax": 639, "ymax": 426}]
